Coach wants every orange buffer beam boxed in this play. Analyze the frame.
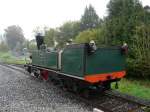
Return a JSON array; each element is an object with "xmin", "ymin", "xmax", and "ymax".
[{"xmin": 84, "ymin": 71, "xmax": 126, "ymax": 83}]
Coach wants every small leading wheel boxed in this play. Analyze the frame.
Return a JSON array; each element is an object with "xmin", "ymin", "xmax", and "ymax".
[
  {"xmin": 27, "ymin": 66, "xmax": 32, "ymax": 74},
  {"xmin": 104, "ymin": 82, "xmax": 111, "ymax": 90},
  {"xmin": 72, "ymin": 82, "xmax": 79, "ymax": 94},
  {"xmin": 82, "ymin": 89, "xmax": 90, "ymax": 98}
]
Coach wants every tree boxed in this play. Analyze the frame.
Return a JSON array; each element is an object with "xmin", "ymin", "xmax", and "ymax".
[
  {"xmin": 44, "ymin": 28, "xmax": 56, "ymax": 47},
  {"xmin": 127, "ymin": 24, "xmax": 150, "ymax": 78},
  {"xmin": 33, "ymin": 26, "xmax": 48, "ymax": 35},
  {"xmin": 5, "ymin": 25, "xmax": 25, "ymax": 51},
  {"xmin": 55, "ymin": 21, "xmax": 81, "ymax": 48},
  {"xmin": 144, "ymin": 5, "xmax": 150, "ymax": 24},
  {"xmin": 105, "ymin": 0, "xmax": 144, "ymax": 45},
  {"xmin": 75, "ymin": 28, "xmax": 106, "ymax": 46},
  {"xmin": 105, "ymin": 0, "xmax": 150, "ymax": 78},
  {"xmin": 75, "ymin": 29, "xmax": 97, "ymax": 43},
  {"xmin": 27, "ymin": 39, "xmax": 37, "ymax": 51},
  {"xmin": 132, "ymin": 24, "xmax": 150, "ymax": 61},
  {"xmin": 80, "ymin": 4, "xmax": 100, "ymax": 31},
  {"xmin": 0, "ymin": 41, "xmax": 9, "ymax": 52}
]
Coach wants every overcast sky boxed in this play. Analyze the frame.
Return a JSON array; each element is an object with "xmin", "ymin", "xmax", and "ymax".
[{"xmin": 0, "ymin": 0, "xmax": 149, "ymax": 40}]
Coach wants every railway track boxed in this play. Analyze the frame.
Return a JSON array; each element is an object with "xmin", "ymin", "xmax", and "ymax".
[
  {"xmin": 73, "ymin": 88, "xmax": 150, "ymax": 112},
  {"xmin": 1, "ymin": 63, "xmax": 150, "ymax": 112},
  {"xmin": 0, "ymin": 63, "xmax": 26, "ymax": 73}
]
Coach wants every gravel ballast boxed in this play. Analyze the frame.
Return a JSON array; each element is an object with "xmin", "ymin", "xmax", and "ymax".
[{"xmin": 0, "ymin": 65, "xmax": 91, "ymax": 112}]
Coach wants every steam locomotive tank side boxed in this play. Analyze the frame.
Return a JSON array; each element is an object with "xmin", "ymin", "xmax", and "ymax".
[
  {"xmin": 32, "ymin": 49, "xmax": 58, "ymax": 70},
  {"xmin": 84, "ymin": 46, "xmax": 126, "ymax": 83},
  {"xmin": 61, "ymin": 44, "xmax": 126, "ymax": 87}
]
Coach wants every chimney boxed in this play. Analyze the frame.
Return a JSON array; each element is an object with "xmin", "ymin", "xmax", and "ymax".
[{"xmin": 35, "ymin": 33, "xmax": 44, "ymax": 50}]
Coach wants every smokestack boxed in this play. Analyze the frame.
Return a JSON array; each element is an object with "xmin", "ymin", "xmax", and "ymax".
[{"xmin": 35, "ymin": 33, "xmax": 44, "ymax": 50}]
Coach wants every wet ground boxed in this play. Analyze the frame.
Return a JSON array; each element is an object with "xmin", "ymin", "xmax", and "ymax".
[{"xmin": 0, "ymin": 65, "xmax": 91, "ymax": 112}]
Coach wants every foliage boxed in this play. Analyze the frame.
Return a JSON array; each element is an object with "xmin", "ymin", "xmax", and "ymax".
[
  {"xmin": 42, "ymin": 5, "xmax": 101, "ymax": 48},
  {"xmin": 80, "ymin": 4, "xmax": 101, "ymax": 31},
  {"xmin": 44, "ymin": 28, "xmax": 56, "ymax": 47},
  {"xmin": 144, "ymin": 5, "xmax": 150, "ymax": 24},
  {"xmin": 75, "ymin": 29, "xmax": 97, "ymax": 43},
  {"xmin": 133, "ymin": 24, "xmax": 150, "ymax": 62},
  {"xmin": 104, "ymin": 0, "xmax": 150, "ymax": 78},
  {"xmin": 55, "ymin": 21, "xmax": 81, "ymax": 48},
  {"xmin": 106, "ymin": 0, "xmax": 144, "ymax": 45},
  {"xmin": 0, "ymin": 41, "xmax": 9, "ymax": 52},
  {"xmin": 127, "ymin": 24, "xmax": 150, "ymax": 78},
  {"xmin": 27, "ymin": 39, "xmax": 37, "ymax": 51},
  {"xmin": 5, "ymin": 25, "xmax": 25, "ymax": 51},
  {"xmin": 32, "ymin": 26, "xmax": 48, "ymax": 35},
  {"xmin": 75, "ymin": 28, "xmax": 107, "ymax": 46}
]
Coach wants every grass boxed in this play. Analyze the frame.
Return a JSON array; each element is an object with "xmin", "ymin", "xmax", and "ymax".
[
  {"xmin": 112, "ymin": 78, "xmax": 150, "ymax": 100},
  {"xmin": 0, "ymin": 52, "xmax": 26, "ymax": 64},
  {"xmin": 3, "ymin": 58, "xmax": 26, "ymax": 64}
]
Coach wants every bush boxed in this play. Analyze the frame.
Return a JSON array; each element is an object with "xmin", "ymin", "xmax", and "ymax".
[
  {"xmin": 127, "ymin": 24, "xmax": 150, "ymax": 79},
  {"xmin": 75, "ymin": 28, "xmax": 107, "ymax": 46},
  {"xmin": 127, "ymin": 58, "xmax": 150, "ymax": 79}
]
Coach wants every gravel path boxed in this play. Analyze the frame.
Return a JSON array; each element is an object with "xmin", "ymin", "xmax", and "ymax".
[{"xmin": 0, "ymin": 65, "xmax": 92, "ymax": 112}]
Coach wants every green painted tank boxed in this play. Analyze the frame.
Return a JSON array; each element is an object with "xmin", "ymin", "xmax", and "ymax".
[
  {"xmin": 31, "ymin": 43, "xmax": 126, "ymax": 83},
  {"xmin": 85, "ymin": 47, "xmax": 126, "ymax": 75},
  {"xmin": 61, "ymin": 43, "xmax": 126, "ymax": 83},
  {"xmin": 32, "ymin": 50, "xmax": 58, "ymax": 70},
  {"xmin": 61, "ymin": 44, "xmax": 85, "ymax": 77}
]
